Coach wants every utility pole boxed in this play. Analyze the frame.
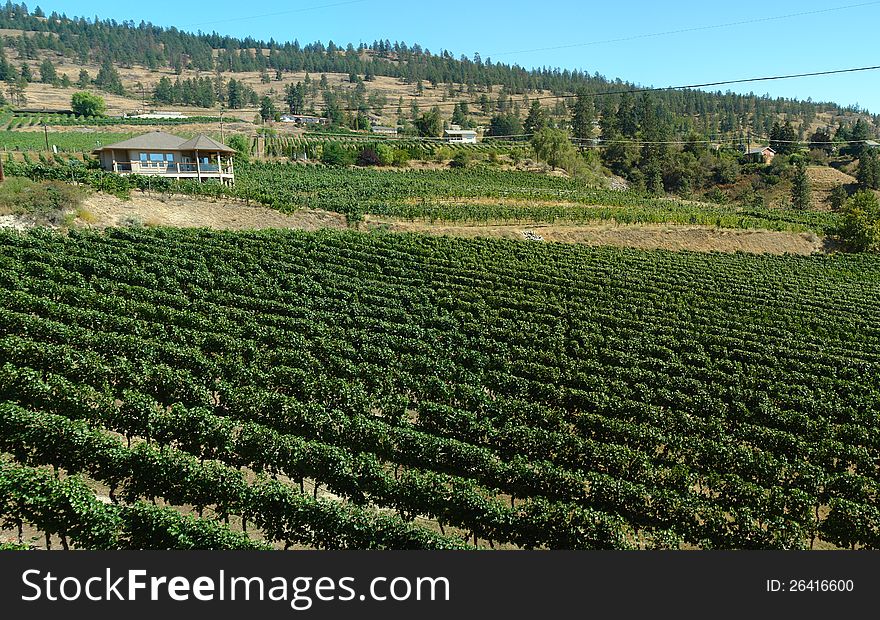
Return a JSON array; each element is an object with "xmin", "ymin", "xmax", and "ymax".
[
  {"xmin": 219, "ymin": 106, "xmax": 225, "ymax": 142},
  {"xmin": 42, "ymin": 123, "xmax": 49, "ymax": 152}
]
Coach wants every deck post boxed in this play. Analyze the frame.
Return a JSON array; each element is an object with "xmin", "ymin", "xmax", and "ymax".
[{"xmin": 196, "ymin": 150, "xmax": 202, "ymax": 182}]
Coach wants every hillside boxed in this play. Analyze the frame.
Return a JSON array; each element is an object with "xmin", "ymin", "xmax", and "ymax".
[{"xmin": 1, "ymin": 2, "xmax": 878, "ymax": 138}]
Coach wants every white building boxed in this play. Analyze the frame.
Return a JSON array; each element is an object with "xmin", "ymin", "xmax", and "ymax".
[
  {"xmin": 372, "ymin": 126, "xmax": 398, "ymax": 136},
  {"xmin": 444, "ymin": 128, "xmax": 477, "ymax": 144},
  {"xmin": 125, "ymin": 111, "xmax": 188, "ymax": 120},
  {"xmin": 280, "ymin": 114, "xmax": 329, "ymax": 126}
]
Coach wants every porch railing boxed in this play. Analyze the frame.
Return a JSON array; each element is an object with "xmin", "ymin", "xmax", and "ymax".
[{"xmin": 112, "ymin": 161, "xmax": 233, "ymax": 175}]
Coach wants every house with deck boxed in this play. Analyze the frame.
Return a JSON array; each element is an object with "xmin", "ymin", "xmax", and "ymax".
[{"xmin": 92, "ymin": 131, "xmax": 235, "ymax": 185}]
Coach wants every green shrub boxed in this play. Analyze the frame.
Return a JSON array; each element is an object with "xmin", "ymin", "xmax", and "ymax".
[
  {"xmin": 449, "ymin": 151, "xmax": 472, "ymax": 169},
  {"xmin": 838, "ymin": 191, "xmax": 880, "ymax": 252},
  {"xmin": 0, "ymin": 177, "xmax": 85, "ymax": 225},
  {"xmin": 391, "ymin": 149, "xmax": 410, "ymax": 167},
  {"xmin": 321, "ymin": 142, "xmax": 355, "ymax": 167},
  {"xmin": 357, "ymin": 147, "xmax": 383, "ymax": 167},
  {"xmin": 226, "ymin": 135, "xmax": 250, "ymax": 163},
  {"xmin": 375, "ymin": 144, "xmax": 395, "ymax": 166},
  {"xmin": 71, "ymin": 91, "xmax": 106, "ymax": 117},
  {"xmin": 829, "ymin": 184, "xmax": 849, "ymax": 212}
]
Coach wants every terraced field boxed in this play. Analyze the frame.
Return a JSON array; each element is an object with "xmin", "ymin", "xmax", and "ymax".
[{"xmin": 6, "ymin": 159, "xmax": 841, "ymax": 233}]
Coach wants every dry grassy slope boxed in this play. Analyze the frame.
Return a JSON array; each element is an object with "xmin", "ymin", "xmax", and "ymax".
[
  {"xmin": 3, "ymin": 34, "xmax": 543, "ymax": 128},
  {"xmin": 807, "ymin": 165, "xmax": 858, "ymax": 209},
  {"xmin": 67, "ymin": 191, "xmax": 830, "ymax": 256},
  {"xmin": 4, "ymin": 26, "xmax": 873, "ymax": 142}
]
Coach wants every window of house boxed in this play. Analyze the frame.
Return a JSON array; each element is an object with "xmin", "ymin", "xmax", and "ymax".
[
  {"xmin": 139, "ymin": 153, "xmax": 148, "ymax": 162},
  {"xmin": 149, "ymin": 153, "xmax": 165, "ymax": 162},
  {"xmin": 165, "ymin": 153, "xmax": 175, "ymax": 162}
]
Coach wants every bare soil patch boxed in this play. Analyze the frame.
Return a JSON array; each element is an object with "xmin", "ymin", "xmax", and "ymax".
[
  {"xmin": 364, "ymin": 217, "xmax": 827, "ymax": 255},
  {"xmin": 62, "ymin": 192, "xmax": 826, "ymax": 255},
  {"xmin": 78, "ymin": 192, "xmax": 348, "ymax": 231}
]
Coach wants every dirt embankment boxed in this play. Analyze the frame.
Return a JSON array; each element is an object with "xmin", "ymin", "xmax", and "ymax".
[
  {"xmin": 41, "ymin": 193, "xmax": 830, "ymax": 255},
  {"xmin": 364, "ymin": 217, "xmax": 827, "ymax": 255},
  {"xmin": 78, "ymin": 192, "xmax": 348, "ymax": 231}
]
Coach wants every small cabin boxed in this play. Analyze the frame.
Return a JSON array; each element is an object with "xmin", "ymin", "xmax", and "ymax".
[
  {"xmin": 743, "ymin": 146, "xmax": 776, "ymax": 164},
  {"xmin": 92, "ymin": 131, "xmax": 235, "ymax": 185}
]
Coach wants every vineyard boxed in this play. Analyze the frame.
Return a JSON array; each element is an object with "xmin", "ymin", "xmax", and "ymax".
[
  {"xmin": 1, "ymin": 131, "xmax": 135, "ymax": 153},
  {"xmin": 3, "ymin": 113, "xmax": 238, "ymax": 131},
  {"xmin": 256, "ymin": 134, "xmax": 529, "ymax": 161},
  {"xmin": 5, "ymin": 159, "xmax": 840, "ymax": 232},
  {"xmin": 1, "ymin": 226, "xmax": 879, "ymax": 550}
]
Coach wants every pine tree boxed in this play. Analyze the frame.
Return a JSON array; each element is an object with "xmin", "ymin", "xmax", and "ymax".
[
  {"xmin": 850, "ymin": 119, "xmax": 872, "ymax": 159},
  {"xmin": 154, "ymin": 76, "xmax": 174, "ymax": 103},
  {"xmin": 616, "ymin": 91, "xmax": 638, "ymax": 137},
  {"xmin": 791, "ymin": 158, "xmax": 811, "ymax": 210},
  {"xmin": 570, "ymin": 89, "xmax": 594, "ymax": 141},
  {"xmin": 94, "ymin": 59, "xmax": 123, "ymax": 95},
  {"xmin": 285, "ymin": 82, "xmax": 305, "ymax": 114},
  {"xmin": 259, "ymin": 95, "xmax": 276, "ymax": 122},
  {"xmin": 523, "ymin": 100, "xmax": 548, "ymax": 135},
  {"xmin": 0, "ymin": 46, "xmax": 11, "ymax": 81},
  {"xmin": 226, "ymin": 78, "xmax": 243, "ymax": 109},
  {"xmin": 38, "ymin": 57, "xmax": 55, "ymax": 84},
  {"xmin": 414, "ymin": 106, "xmax": 442, "ymax": 137},
  {"xmin": 771, "ymin": 121, "xmax": 798, "ymax": 155},
  {"xmin": 857, "ymin": 148, "xmax": 880, "ymax": 190}
]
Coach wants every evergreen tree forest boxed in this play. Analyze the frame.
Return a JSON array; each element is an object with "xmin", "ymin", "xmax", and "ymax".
[{"xmin": 1, "ymin": 1, "xmax": 878, "ymax": 140}]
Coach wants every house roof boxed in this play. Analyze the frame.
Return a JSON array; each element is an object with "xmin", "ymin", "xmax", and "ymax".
[
  {"xmin": 93, "ymin": 131, "xmax": 186, "ymax": 152},
  {"xmin": 372, "ymin": 126, "xmax": 397, "ymax": 132},
  {"xmin": 866, "ymin": 140, "xmax": 880, "ymax": 147},
  {"xmin": 444, "ymin": 129, "xmax": 477, "ymax": 136},
  {"xmin": 746, "ymin": 146, "xmax": 775, "ymax": 155},
  {"xmin": 178, "ymin": 134, "xmax": 235, "ymax": 153},
  {"xmin": 93, "ymin": 131, "xmax": 233, "ymax": 153}
]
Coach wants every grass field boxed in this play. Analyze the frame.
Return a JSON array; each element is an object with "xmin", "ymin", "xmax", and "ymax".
[{"xmin": 1, "ymin": 226, "xmax": 879, "ymax": 549}]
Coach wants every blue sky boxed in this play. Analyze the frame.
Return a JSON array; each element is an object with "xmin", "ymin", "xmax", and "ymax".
[{"xmin": 35, "ymin": 0, "xmax": 880, "ymax": 113}]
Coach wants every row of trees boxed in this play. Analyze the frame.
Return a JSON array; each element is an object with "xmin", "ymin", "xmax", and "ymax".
[
  {"xmin": 153, "ymin": 74, "xmax": 258, "ymax": 109},
  {"xmin": 0, "ymin": 48, "xmax": 122, "ymax": 94}
]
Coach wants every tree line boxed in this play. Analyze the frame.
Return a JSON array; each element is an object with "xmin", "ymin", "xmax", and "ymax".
[{"xmin": 1, "ymin": 1, "xmax": 878, "ymax": 137}]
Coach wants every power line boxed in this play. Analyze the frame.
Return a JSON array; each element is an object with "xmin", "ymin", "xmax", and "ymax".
[
  {"xmin": 488, "ymin": 1, "xmax": 880, "ymax": 57},
  {"xmin": 753, "ymin": 134, "xmax": 874, "ymax": 145},
  {"xmin": 305, "ymin": 63, "xmax": 880, "ymax": 113},
  {"xmin": 183, "ymin": 0, "xmax": 367, "ymax": 29}
]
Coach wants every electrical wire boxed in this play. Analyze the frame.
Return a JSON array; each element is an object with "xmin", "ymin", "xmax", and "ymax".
[
  {"xmin": 301, "ymin": 63, "xmax": 880, "ymax": 113},
  {"xmin": 488, "ymin": 1, "xmax": 880, "ymax": 57}
]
